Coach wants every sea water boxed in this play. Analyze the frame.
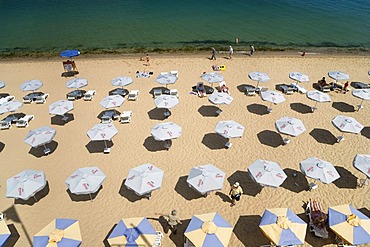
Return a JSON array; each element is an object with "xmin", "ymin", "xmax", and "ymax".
[{"xmin": 0, "ymin": 0, "xmax": 369, "ymax": 56}]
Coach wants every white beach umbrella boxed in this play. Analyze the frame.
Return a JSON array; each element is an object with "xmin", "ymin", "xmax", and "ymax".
[
  {"xmin": 208, "ymin": 91, "xmax": 234, "ymax": 105},
  {"xmin": 154, "ymin": 95, "xmax": 179, "ymax": 109},
  {"xmin": 306, "ymin": 90, "xmax": 331, "ymax": 112},
  {"xmin": 300, "ymin": 157, "xmax": 340, "ymax": 184},
  {"xmin": 289, "ymin": 72, "xmax": 309, "ymax": 83},
  {"xmin": 261, "ymin": 90, "xmax": 286, "ymax": 112},
  {"xmin": 99, "ymin": 95, "xmax": 125, "ymax": 109},
  {"xmin": 332, "ymin": 115, "xmax": 364, "ymax": 142},
  {"xmin": 20, "ymin": 80, "xmax": 43, "ymax": 92},
  {"xmin": 248, "ymin": 159, "xmax": 287, "ymax": 188},
  {"xmin": 352, "ymin": 89, "xmax": 370, "ymax": 110},
  {"xmin": 87, "ymin": 123, "xmax": 118, "ymax": 141},
  {"xmin": 248, "ymin": 71, "xmax": 270, "ymax": 88},
  {"xmin": 48, "ymin": 100, "xmax": 74, "ymax": 116},
  {"xmin": 186, "ymin": 164, "xmax": 225, "ymax": 195},
  {"xmin": 111, "ymin": 76, "xmax": 133, "ymax": 87},
  {"xmin": 328, "ymin": 71, "xmax": 350, "ymax": 81},
  {"xmin": 151, "ymin": 122, "xmax": 182, "ymax": 141},
  {"xmin": 353, "ymin": 154, "xmax": 370, "ymax": 178},
  {"xmin": 24, "ymin": 126, "xmax": 56, "ymax": 148},
  {"xmin": 124, "ymin": 163, "xmax": 164, "ymax": 196},
  {"xmin": 65, "ymin": 78, "xmax": 88, "ymax": 89},
  {"xmin": 0, "ymin": 100, "xmax": 22, "ymax": 115},
  {"xmin": 65, "ymin": 166, "xmax": 106, "ymax": 200},
  {"xmin": 275, "ymin": 117, "xmax": 306, "ymax": 138},
  {"xmin": 0, "ymin": 81, "xmax": 5, "ymax": 89},
  {"xmin": 215, "ymin": 120, "xmax": 245, "ymax": 138},
  {"xmin": 156, "ymin": 73, "xmax": 177, "ymax": 86},
  {"xmin": 6, "ymin": 170, "xmax": 46, "ymax": 200},
  {"xmin": 201, "ymin": 72, "xmax": 224, "ymax": 86}
]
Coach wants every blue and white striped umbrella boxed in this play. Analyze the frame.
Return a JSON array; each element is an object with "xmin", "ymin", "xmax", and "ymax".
[
  {"xmin": 33, "ymin": 218, "xmax": 82, "ymax": 247},
  {"xmin": 108, "ymin": 217, "xmax": 157, "ymax": 246},
  {"xmin": 185, "ymin": 212, "xmax": 232, "ymax": 247},
  {"xmin": 0, "ymin": 218, "xmax": 11, "ymax": 246},
  {"xmin": 329, "ymin": 204, "xmax": 370, "ymax": 245}
]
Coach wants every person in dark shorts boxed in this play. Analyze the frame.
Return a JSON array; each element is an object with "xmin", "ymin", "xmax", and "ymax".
[{"xmin": 229, "ymin": 182, "xmax": 243, "ymax": 207}]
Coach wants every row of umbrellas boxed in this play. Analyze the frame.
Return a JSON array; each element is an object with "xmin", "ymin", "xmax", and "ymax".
[{"xmin": 2, "ymin": 204, "xmax": 369, "ymax": 247}]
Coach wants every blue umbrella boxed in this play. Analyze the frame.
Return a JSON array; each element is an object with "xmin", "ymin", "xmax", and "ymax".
[
  {"xmin": 0, "ymin": 219, "xmax": 11, "ymax": 247},
  {"xmin": 60, "ymin": 50, "xmax": 80, "ymax": 58}
]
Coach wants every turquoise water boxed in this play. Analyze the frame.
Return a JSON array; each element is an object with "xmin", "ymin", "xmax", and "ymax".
[{"xmin": 0, "ymin": 0, "xmax": 369, "ymax": 55}]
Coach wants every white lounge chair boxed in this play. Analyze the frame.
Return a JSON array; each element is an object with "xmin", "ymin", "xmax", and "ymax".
[
  {"xmin": 160, "ymin": 72, "xmax": 169, "ymax": 76},
  {"xmin": 153, "ymin": 89, "xmax": 162, "ymax": 98},
  {"xmin": 0, "ymin": 121, "xmax": 12, "ymax": 130},
  {"xmin": 170, "ymin": 70, "xmax": 178, "ymax": 78},
  {"xmin": 83, "ymin": 90, "xmax": 96, "ymax": 101},
  {"xmin": 43, "ymin": 148, "xmax": 51, "ymax": 155},
  {"xmin": 101, "ymin": 116, "xmax": 112, "ymax": 124},
  {"xmin": 291, "ymin": 83, "xmax": 307, "ymax": 94},
  {"xmin": 0, "ymin": 95, "xmax": 15, "ymax": 105},
  {"xmin": 16, "ymin": 114, "xmax": 34, "ymax": 128},
  {"xmin": 225, "ymin": 142, "xmax": 232, "ymax": 149},
  {"xmin": 128, "ymin": 90, "xmax": 139, "ymax": 101},
  {"xmin": 309, "ymin": 182, "xmax": 318, "ymax": 191},
  {"xmin": 35, "ymin": 93, "xmax": 49, "ymax": 104},
  {"xmin": 245, "ymin": 86, "xmax": 256, "ymax": 96},
  {"xmin": 119, "ymin": 111, "xmax": 132, "ymax": 123},
  {"xmin": 103, "ymin": 147, "xmax": 111, "ymax": 154},
  {"xmin": 152, "ymin": 231, "xmax": 163, "ymax": 247},
  {"xmin": 169, "ymin": 89, "xmax": 178, "ymax": 98}
]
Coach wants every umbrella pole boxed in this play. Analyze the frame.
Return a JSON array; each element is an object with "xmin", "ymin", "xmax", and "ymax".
[
  {"xmin": 357, "ymin": 99, "xmax": 364, "ymax": 111},
  {"xmin": 89, "ymin": 193, "xmax": 93, "ymax": 202},
  {"xmin": 256, "ymin": 81, "xmax": 260, "ymax": 91},
  {"xmin": 104, "ymin": 140, "xmax": 108, "ymax": 149},
  {"xmin": 33, "ymin": 195, "xmax": 38, "ymax": 202},
  {"xmin": 312, "ymin": 101, "xmax": 318, "ymax": 112}
]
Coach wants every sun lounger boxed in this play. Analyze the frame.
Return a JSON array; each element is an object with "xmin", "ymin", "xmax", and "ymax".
[
  {"xmin": 152, "ymin": 231, "xmax": 163, "ymax": 247},
  {"xmin": 170, "ymin": 70, "xmax": 178, "ymax": 78},
  {"xmin": 354, "ymin": 82, "xmax": 370, "ymax": 89},
  {"xmin": 83, "ymin": 90, "xmax": 96, "ymax": 101},
  {"xmin": 164, "ymin": 140, "xmax": 172, "ymax": 150},
  {"xmin": 119, "ymin": 111, "xmax": 132, "ymax": 123},
  {"xmin": 169, "ymin": 89, "xmax": 179, "ymax": 98},
  {"xmin": 16, "ymin": 114, "xmax": 34, "ymax": 128},
  {"xmin": 225, "ymin": 142, "xmax": 232, "ymax": 149},
  {"xmin": 306, "ymin": 199, "xmax": 329, "ymax": 239},
  {"xmin": 244, "ymin": 85, "xmax": 257, "ymax": 96},
  {"xmin": 153, "ymin": 89, "xmax": 162, "ymax": 98},
  {"xmin": 128, "ymin": 90, "xmax": 139, "ymax": 101},
  {"xmin": 136, "ymin": 71, "xmax": 152, "ymax": 78},
  {"xmin": 278, "ymin": 84, "xmax": 295, "ymax": 95},
  {"xmin": 290, "ymin": 83, "xmax": 307, "ymax": 94},
  {"xmin": 103, "ymin": 147, "xmax": 111, "ymax": 154},
  {"xmin": 0, "ymin": 95, "xmax": 15, "ymax": 105},
  {"xmin": 43, "ymin": 148, "xmax": 51, "ymax": 155},
  {"xmin": 0, "ymin": 120, "xmax": 12, "ymax": 130},
  {"xmin": 35, "ymin": 93, "xmax": 49, "ymax": 104}
]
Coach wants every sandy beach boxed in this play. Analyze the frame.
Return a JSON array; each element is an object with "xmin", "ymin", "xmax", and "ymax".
[{"xmin": 0, "ymin": 52, "xmax": 369, "ymax": 247}]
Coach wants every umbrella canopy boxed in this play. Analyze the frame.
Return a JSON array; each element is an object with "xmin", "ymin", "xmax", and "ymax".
[
  {"xmin": 65, "ymin": 78, "xmax": 88, "ymax": 89},
  {"xmin": 124, "ymin": 163, "xmax": 164, "ymax": 196},
  {"xmin": 107, "ymin": 217, "xmax": 157, "ymax": 246},
  {"xmin": 154, "ymin": 95, "xmax": 179, "ymax": 109},
  {"xmin": 20, "ymin": 80, "xmax": 43, "ymax": 92},
  {"xmin": 187, "ymin": 164, "xmax": 225, "ymax": 195},
  {"xmin": 248, "ymin": 160, "xmax": 287, "ymax": 188},
  {"xmin": 201, "ymin": 72, "xmax": 224, "ymax": 84},
  {"xmin": 275, "ymin": 117, "xmax": 306, "ymax": 137},
  {"xmin": 289, "ymin": 72, "xmax": 309, "ymax": 83},
  {"xmin": 328, "ymin": 71, "xmax": 350, "ymax": 81},
  {"xmin": 328, "ymin": 204, "xmax": 370, "ymax": 245},
  {"xmin": 0, "ymin": 81, "xmax": 5, "ymax": 89},
  {"xmin": 87, "ymin": 123, "xmax": 118, "ymax": 141},
  {"xmin": 352, "ymin": 89, "xmax": 370, "ymax": 109},
  {"xmin": 300, "ymin": 157, "xmax": 340, "ymax": 184},
  {"xmin": 353, "ymin": 154, "xmax": 370, "ymax": 178},
  {"xmin": 215, "ymin": 120, "xmax": 245, "ymax": 138},
  {"xmin": 259, "ymin": 208, "xmax": 307, "ymax": 246},
  {"xmin": 248, "ymin": 71, "xmax": 270, "ymax": 88},
  {"xmin": 6, "ymin": 170, "xmax": 46, "ymax": 200},
  {"xmin": 0, "ymin": 100, "xmax": 22, "ymax": 115},
  {"xmin": 100, "ymin": 95, "xmax": 125, "ymax": 109},
  {"xmin": 33, "ymin": 218, "xmax": 82, "ymax": 247},
  {"xmin": 306, "ymin": 90, "xmax": 331, "ymax": 103},
  {"xmin": 185, "ymin": 212, "xmax": 233, "ymax": 247},
  {"xmin": 0, "ymin": 219, "xmax": 11, "ymax": 247},
  {"xmin": 111, "ymin": 76, "xmax": 133, "ymax": 87},
  {"xmin": 156, "ymin": 73, "xmax": 177, "ymax": 86},
  {"xmin": 261, "ymin": 90, "xmax": 286, "ymax": 104},
  {"xmin": 48, "ymin": 100, "xmax": 74, "ymax": 116},
  {"xmin": 208, "ymin": 91, "xmax": 234, "ymax": 105},
  {"xmin": 65, "ymin": 166, "xmax": 106, "ymax": 195},
  {"xmin": 24, "ymin": 126, "xmax": 56, "ymax": 148},
  {"xmin": 151, "ymin": 122, "xmax": 182, "ymax": 141},
  {"xmin": 332, "ymin": 115, "xmax": 364, "ymax": 134},
  {"xmin": 60, "ymin": 49, "xmax": 80, "ymax": 58}
]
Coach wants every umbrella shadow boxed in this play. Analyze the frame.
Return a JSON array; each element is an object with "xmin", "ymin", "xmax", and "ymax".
[
  {"xmin": 333, "ymin": 166, "xmax": 358, "ymax": 189},
  {"xmin": 228, "ymin": 170, "xmax": 262, "ymax": 197},
  {"xmin": 257, "ymin": 130, "xmax": 284, "ymax": 148},
  {"xmin": 28, "ymin": 141, "xmax": 58, "ymax": 158},
  {"xmin": 237, "ymin": 84, "xmax": 255, "ymax": 93},
  {"xmin": 118, "ymin": 179, "xmax": 145, "ymax": 202},
  {"xmin": 215, "ymin": 191, "xmax": 232, "ymax": 203},
  {"xmin": 201, "ymin": 133, "xmax": 228, "ymax": 149},
  {"xmin": 66, "ymin": 186, "xmax": 103, "ymax": 202},
  {"xmin": 332, "ymin": 102, "xmax": 356, "ymax": 112},
  {"xmin": 4, "ymin": 223, "xmax": 20, "ymax": 247},
  {"xmin": 97, "ymin": 109, "xmax": 121, "ymax": 121},
  {"xmin": 85, "ymin": 140, "xmax": 114, "ymax": 153},
  {"xmin": 358, "ymin": 207, "xmax": 370, "ymax": 218},
  {"xmin": 281, "ymin": 168, "xmax": 308, "ymax": 193},
  {"xmin": 290, "ymin": 103, "xmax": 312, "ymax": 114},
  {"xmin": 149, "ymin": 87, "xmax": 169, "ymax": 97},
  {"xmin": 109, "ymin": 87, "xmax": 129, "ymax": 97},
  {"xmin": 174, "ymin": 176, "xmax": 204, "ymax": 201},
  {"xmin": 309, "ymin": 128, "xmax": 337, "ymax": 145},
  {"xmin": 234, "ymin": 215, "xmax": 265, "ymax": 246},
  {"xmin": 361, "ymin": 127, "xmax": 370, "ymax": 139},
  {"xmin": 148, "ymin": 108, "xmax": 171, "ymax": 120},
  {"xmin": 103, "ymin": 224, "xmax": 116, "ymax": 247},
  {"xmin": 247, "ymin": 103, "xmax": 269, "ymax": 115},
  {"xmin": 14, "ymin": 182, "xmax": 50, "ymax": 206},
  {"xmin": 198, "ymin": 105, "xmax": 220, "ymax": 117},
  {"xmin": 143, "ymin": 136, "xmax": 170, "ymax": 152},
  {"xmin": 61, "ymin": 71, "xmax": 79, "ymax": 78},
  {"xmin": 192, "ymin": 84, "xmax": 214, "ymax": 94},
  {"xmin": 168, "ymin": 218, "xmax": 191, "ymax": 247},
  {"xmin": 0, "ymin": 141, "xmax": 4, "ymax": 153},
  {"xmin": 50, "ymin": 113, "xmax": 75, "ymax": 125}
]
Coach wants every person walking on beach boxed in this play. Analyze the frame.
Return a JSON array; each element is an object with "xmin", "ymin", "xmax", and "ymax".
[
  {"xmin": 155, "ymin": 209, "xmax": 182, "ymax": 234},
  {"xmin": 145, "ymin": 53, "xmax": 150, "ymax": 66},
  {"xmin": 229, "ymin": 182, "xmax": 243, "ymax": 207},
  {"xmin": 210, "ymin": 47, "xmax": 216, "ymax": 60},
  {"xmin": 250, "ymin": 45, "xmax": 255, "ymax": 56},
  {"xmin": 229, "ymin": 45, "xmax": 234, "ymax": 59}
]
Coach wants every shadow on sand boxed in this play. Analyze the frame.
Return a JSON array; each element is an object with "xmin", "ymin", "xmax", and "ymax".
[
  {"xmin": 14, "ymin": 182, "xmax": 50, "ymax": 206},
  {"xmin": 234, "ymin": 215, "xmax": 266, "ymax": 246},
  {"xmin": 332, "ymin": 102, "xmax": 356, "ymax": 112},
  {"xmin": 0, "ymin": 142, "xmax": 4, "ymax": 153},
  {"xmin": 361, "ymin": 127, "xmax": 370, "ymax": 139},
  {"xmin": 143, "ymin": 136, "xmax": 170, "ymax": 152},
  {"xmin": 281, "ymin": 168, "xmax": 308, "ymax": 193},
  {"xmin": 66, "ymin": 186, "xmax": 103, "ymax": 202},
  {"xmin": 148, "ymin": 108, "xmax": 171, "ymax": 120},
  {"xmin": 228, "ymin": 170, "xmax": 262, "ymax": 197},
  {"xmin": 201, "ymin": 133, "xmax": 228, "ymax": 149},
  {"xmin": 247, "ymin": 103, "xmax": 269, "ymax": 115},
  {"xmin": 28, "ymin": 141, "xmax": 58, "ymax": 158},
  {"xmin": 309, "ymin": 128, "xmax": 337, "ymax": 145},
  {"xmin": 257, "ymin": 130, "xmax": 284, "ymax": 148},
  {"xmin": 118, "ymin": 179, "xmax": 146, "ymax": 202},
  {"xmin": 50, "ymin": 113, "xmax": 75, "ymax": 125},
  {"xmin": 174, "ymin": 176, "xmax": 204, "ymax": 201},
  {"xmin": 85, "ymin": 140, "xmax": 114, "ymax": 153},
  {"xmin": 4, "ymin": 223, "xmax": 20, "ymax": 247},
  {"xmin": 290, "ymin": 102, "xmax": 312, "ymax": 114},
  {"xmin": 333, "ymin": 166, "xmax": 358, "ymax": 189},
  {"xmin": 198, "ymin": 105, "xmax": 221, "ymax": 117}
]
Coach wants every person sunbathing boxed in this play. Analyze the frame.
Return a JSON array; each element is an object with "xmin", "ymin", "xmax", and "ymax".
[
  {"xmin": 197, "ymin": 82, "xmax": 206, "ymax": 97},
  {"xmin": 311, "ymin": 200, "xmax": 328, "ymax": 228},
  {"xmin": 221, "ymin": 84, "xmax": 230, "ymax": 94}
]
